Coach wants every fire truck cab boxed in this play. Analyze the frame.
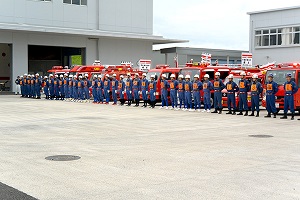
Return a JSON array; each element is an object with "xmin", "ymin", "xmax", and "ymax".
[
  {"xmin": 146, "ymin": 65, "xmax": 181, "ymax": 101},
  {"xmin": 262, "ymin": 63, "xmax": 300, "ymax": 112},
  {"xmin": 47, "ymin": 66, "xmax": 70, "ymax": 76},
  {"xmin": 69, "ymin": 65, "xmax": 105, "ymax": 79}
]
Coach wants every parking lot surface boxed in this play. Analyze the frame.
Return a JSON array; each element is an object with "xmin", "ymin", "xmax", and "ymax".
[{"xmin": 0, "ymin": 95, "xmax": 300, "ymax": 200}]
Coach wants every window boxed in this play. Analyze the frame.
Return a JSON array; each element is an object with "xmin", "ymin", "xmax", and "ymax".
[
  {"xmin": 255, "ymin": 26, "xmax": 300, "ymax": 47},
  {"xmin": 39, "ymin": 0, "xmax": 51, "ymax": 1},
  {"xmin": 63, "ymin": 0, "xmax": 87, "ymax": 5}
]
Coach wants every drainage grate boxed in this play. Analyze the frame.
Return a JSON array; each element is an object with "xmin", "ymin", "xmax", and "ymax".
[
  {"xmin": 45, "ymin": 155, "xmax": 81, "ymax": 161},
  {"xmin": 249, "ymin": 135, "xmax": 274, "ymax": 138}
]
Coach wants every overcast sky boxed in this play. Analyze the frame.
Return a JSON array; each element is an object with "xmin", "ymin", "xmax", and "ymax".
[{"xmin": 153, "ymin": 0, "xmax": 300, "ymax": 50}]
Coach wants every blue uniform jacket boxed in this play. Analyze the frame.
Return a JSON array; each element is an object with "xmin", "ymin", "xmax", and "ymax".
[
  {"xmin": 132, "ymin": 79, "xmax": 141, "ymax": 90},
  {"xmin": 141, "ymin": 79, "xmax": 149, "ymax": 91},
  {"xmin": 192, "ymin": 80, "xmax": 203, "ymax": 91},
  {"xmin": 184, "ymin": 81, "xmax": 193, "ymax": 92},
  {"xmin": 266, "ymin": 81, "xmax": 278, "ymax": 95},
  {"xmin": 250, "ymin": 81, "xmax": 263, "ymax": 95},
  {"xmin": 239, "ymin": 79, "xmax": 250, "ymax": 93},
  {"xmin": 161, "ymin": 80, "xmax": 169, "ymax": 92},
  {"xmin": 284, "ymin": 81, "xmax": 298, "ymax": 95},
  {"xmin": 203, "ymin": 81, "xmax": 213, "ymax": 93},
  {"xmin": 213, "ymin": 79, "xmax": 225, "ymax": 91},
  {"xmin": 178, "ymin": 81, "xmax": 185, "ymax": 92},
  {"xmin": 126, "ymin": 79, "xmax": 133, "ymax": 91},
  {"xmin": 226, "ymin": 81, "xmax": 239, "ymax": 93}
]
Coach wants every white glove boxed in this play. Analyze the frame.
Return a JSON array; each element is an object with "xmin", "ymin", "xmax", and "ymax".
[
  {"xmin": 139, "ymin": 91, "xmax": 141, "ymax": 94},
  {"xmin": 130, "ymin": 91, "xmax": 132, "ymax": 94},
  {"xmin": 146, "ymin": 91, "xmax": 148, "ymax": 94},
  {"xmin": 115, "ymin": 90, "xmax": 117, "ymax": 94},
  {"xmin": 122, "ymin": 91, "xmax": 125, "ymax": 94},
  {"xmin": 107, "ymin": 90, "xmax": 110, "ymax": 93}
]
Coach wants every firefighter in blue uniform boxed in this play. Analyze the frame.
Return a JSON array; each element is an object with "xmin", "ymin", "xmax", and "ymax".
[
  {"xmin": 141, "ymin": 73, "xmax": 149, "ymax": 108},
  {"xmin": 118, "ymin": 75, "xmax": 125, "ymax": 106},
  {"xmin": 72, "ymin": 75, "xmax": 78, "ymax": 102},
  {"xmin": 34, "ymin": 73, "xmax": 42, "ymax": 99},
  {"xmin": 225, "ymin": 74, "xmax": 239, "ymax": 115},
  {"xmin": 58, "ymin": 75, "xmax": 64, "ymax": 100},
  {"xmin": 202, "ymin": 74, "xmax": 213, "ymax": 113},
  {"xmin": 212, "ymin": 72, "xmax": 225, "ymax": 114},
  {"xmin": 149, "ymin": 74, "xmax": 157, "ymax": 108},
  {"xmin": 22, "ymin": 74, "xmax": 27, "ymax": 97},
  {"xmin": 19, "ymin": 76, "xmax": 24, "ymax": 97},
  {"xmin": 97, "ymin": 75, "xmax": 103, "ymax": 104},
  {"xmin": 177, "ymin": 75, "xmax": 185, "ymax": 110},
  {"xmin": 280, "ymin": 73, "xmax": 298, "ymax": 120},
  {"xmin": 126, "ymin": 73, "xmax": 133, "ymax": 106},
  {"xmin": 78, "ymin": 76, "xmax": 84, "ymax": 102},
  {"xmin": 27, "ymin": 75, "xmax": 31, "ymax": 98},
  {"xmin": 192, "ymin": 74, "xmax": 203, "ymax": 112},
  {"xmin": 49, "ymin": 74, "xmax": 55, "ymax": 100},
  {"xmin": 265, "ymin": 74, "xmax": 278, "ymax": 118},
  {"xmin": 54, "ymin": 74, "xmax": 59, "ymax": 100},
  {"xmin": 169, "ymin": 74, "xmax": 178, "ymax": 110},
  {"xmin": 184, "ymin": 75, "xmax": 193, "ymax": 112},
  {"xmin": 63, "ymin": 74, "xmax": 68, "ymax": 101},
  {"xmin": 29, "ymin": 75, "xmax": 34, "ymax": 98},
  {"xmin": 43, "ymin": 76, "xmax": 49, "ymax": 99},
  {"xmin": 160, "ymin": 74, "xmax": 169, "ymax": 109},
  {"xmin": 132, "ymin": 73, "xmax": 141, "ymax": 107},
  {"xmin": 67, "ymin": 75, "xmax": 73, "ymax": 101},
  {"xmin": 92, "ymin": 75, "xmax": 98, "ymax": 103},
  {"xmin": 249, "ymin": 74, "xmax": 263, "ymax": 117},
  {"xmin": 83, "ymin": 74, "xmax": 90, "ymax": 102},
  {"xmin": 111, "ymin": 74, "xmax": 119, "ymax": 105},
  {"xmin": 103, "ymin": 74, "xmax": 111, "ymax": 104},
  {"xmin": 237, "ymin": 72, "xmax": 250, "ymax": 116}
]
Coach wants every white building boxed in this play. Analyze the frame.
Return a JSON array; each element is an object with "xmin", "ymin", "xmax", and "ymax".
[
  {"xmin": 248, "ymin": 6, "xmax": 300, "ymax": 65},
  {"xmin": 0, "ymin": 0, "xmax": 183, "ymax": 92}
]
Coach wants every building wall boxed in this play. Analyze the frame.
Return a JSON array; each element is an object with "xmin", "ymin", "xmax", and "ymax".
[
  {"xmin": 0, "ymin": 0, "xmax": 153, "ymax": 34},
  {"xmin": 250, "ymin": 8, "xmax": 300, "ymax": 65}
]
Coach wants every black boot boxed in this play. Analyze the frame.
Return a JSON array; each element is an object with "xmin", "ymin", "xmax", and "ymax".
[
  {"xmin": 264, "ymin": 113, "xmax": 271, "ymax": 118},
  {"xmin": 226, "ymin": 111, "xmax": 232, "ymax": 115},
  {"xmin": 291, "ymin": 113, "xmax": 295, "ymax": 120},
  {"xmin": 256, "ymin": 111, "xmax": 259, "ymax": 117},
  {"xmin": 244, "ymin": 111, "xmax": 248, "ymax": 116},
  {"xmin": 273, "ymin": 113, "xmax": 276, "ymax": 118},
  {"xmin": 218, "ymin": 109, "xmax": 222, "ymax": 114},
  {"xmin": 249, "ymin": 112, "xmax": 255, "ymax": 116},
  {"xmin": 211, "ymin": 109, "xmax": 218, "ymax": 113},
  {"xmin": 280, "ymin": 114, "xmax": 287, "ymax": 119},
  {"xmin": 237, "ymin": 111, "xmax": 243, "ymax": 116},
  {"xmin": 232, "ymin": 110, "xmax": 236, "ymax": 115},
  {"xmin": 144, "ymin": 101, "xmax": 148, "ymax": 108}
]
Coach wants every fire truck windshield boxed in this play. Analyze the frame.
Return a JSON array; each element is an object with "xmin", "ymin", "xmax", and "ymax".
[
  {"xmin": 179, "ymin": 69, "xmax": 200, "ymax": 79},
  {"xmin": 146, "ymin": 72, "xmax": 160, "ymax": 80},
  {"xmin": 266, "ymin": 70, "xmax": 296, "ymax": 85}
]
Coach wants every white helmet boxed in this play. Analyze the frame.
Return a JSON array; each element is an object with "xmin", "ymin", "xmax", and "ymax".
[
  {"xmin": 93, "ymin": 75, "xmax": 98, "ymax": 78},
  {"xmin": 69, "ymin": 75, "xmax": 73, "ymax": 78},
  {"xmin": 60, "ymin": 75, "xmax": 63, "ymax": 78},
  {"xmin": 24, "ymin": 74, "xmax": 28, "ymax": 76},
  {"xmin": 185, "ymin": 75, "xmax": 191, "ymax": 79},
  {"xmin": 112, "ymin": 74, "xmax": 117, "ymax": 77},
  {"xmin": 74, "ymin": 75, "xmax": 77, "ymax": 78},
  {"xmin": 162, "ymin": 74, "xmax": 167, "ymax": 78},
  {"xmin": 44, "ymin": 76, "xmax": 48, "ymax": 78},
  {"xmin": 120, "ymin": 75, "xmax": 124, "ymax": 78},
  {"xmin": 127, "ymin": 73, "xmax": 131, "ymax": 76},
  {"xmin": 204, "ymin": 74, "xmax": 210, "ymax": 78},
  {"xmin": 85, "ymin": 74, "xmax": 88, "ymax": 77},
  {"xmin": 49, "ymin": 74, "xmax": 53, "ymax": 77},
  {"xmin": 79, "ymin": 76, "xmax": 83, "ymax": 79},
  {"xmin": 64, "ymin": 73, "xmax": 68, "ymax": 76},
  {"xmin": 98, "ymin": 75, "xmax": 102, "ymax": 78},
  {"xmin": 135, "ymin": 73, "xmax": 139, "ymax": 76},
  {"xmin": 35, "ymin": 73, "xmax": 39, "ymax": 76},
  {"xmin": 215, "ymin": 72, "xmax": 221, "ymax": 76},
  {"xmin": 20, "ymin": 75, "xmax": 23, "ymax": 78},
  {"xmin": 240, "ymin": 71, "xmax": 246, "ymax": 76},
  {"xmin": 178, "ymin": 74, "xmax": 184, "ymax": 79},
  {"xmin": 55, "ymin": 74, "xmax": 58, "ymax": 77},
  {"xmin": 194, "ymin": 74, "xmax": 199, "ymax": 78},
  {"xmin": 151, "ymin": 75, "xmax": 155, "ymax": 78},
  {"xmin": 105, "ymin": 74, "xmax": 109, "ymax": 77},
  {"xmin": 252, "ymin": 74, "xmax": 258, "ymax": 79},
  {"xmin": 142, "ymin": 73, "xmax": 147, "ymax": 76},
  {"xmin": 170, "ymin": 74, "xmax": 176, "ymax": 78},
  {"xmin": 228, "ymin": 74, "xmax": 234, "ymax": 79}
]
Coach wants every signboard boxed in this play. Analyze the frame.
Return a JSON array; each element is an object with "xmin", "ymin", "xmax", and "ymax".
[
  {"xmin": 242, "ymin": 53, "xmax": 253, "ymax": 68},
  {"xmin": 137, "ymin": 59, "xmax": 151, "ymax": 72},
  {"xmin": 201, "ymin": 53, "xmax": 212, "ymax": 65}
]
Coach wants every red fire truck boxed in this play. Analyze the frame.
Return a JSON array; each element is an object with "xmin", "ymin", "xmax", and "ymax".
[
  {"xmin": 146, "ymin": 65, "xmax": 182, "ymax": 101},
  {"xmin": 262, "ymin": 63, "xmax": 300, "ymax": 112}
]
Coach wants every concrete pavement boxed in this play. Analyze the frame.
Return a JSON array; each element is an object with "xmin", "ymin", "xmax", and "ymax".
[{"xmin": 0, "ymin": 95, "xmax": 300, "ymax": 200}]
